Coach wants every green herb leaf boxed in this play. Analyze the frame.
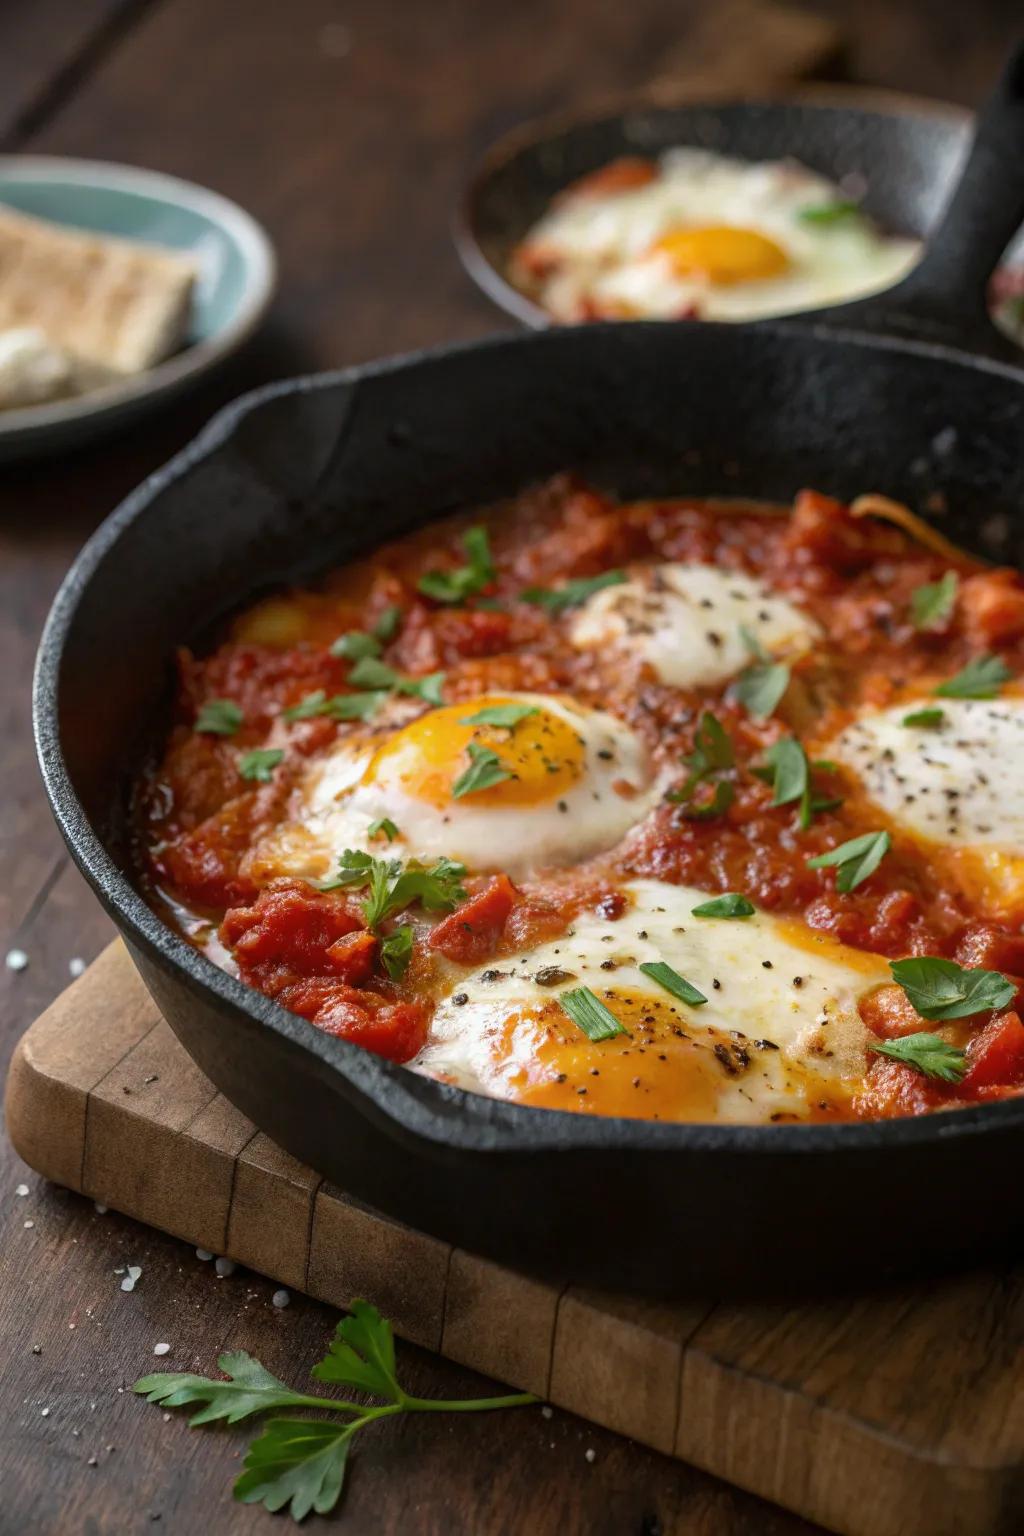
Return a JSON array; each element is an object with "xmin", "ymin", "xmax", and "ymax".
[
  {"xmin": 902, "ymin": 707, "xmax": 945, "ymax": 729},
  {"xmin": 452, "ymin": 742, "xmax": 513, "ymax": 799},
  {"xmin": 762, "ymin": 736, "xmax": 807, "ymax": 809},
  {"xmin": 418, "ymin": 526, "xmax": 494, "ymax": 604},
  {"xmin": 730, "ymin": 632, "xmax": 790, "ymax": 720},
  {"xmin": 373, "ymin": 605, "xmax": 402, "ymax": 642},
  {"xmin": 638, "ymin": 961, "xmax": 707, "ymax": 1007},
  {"xmin": 348, "ymin": 656, "xmax": 446, "ymax": 707},
  {"xmin": 134, "ymin": 1351, "xmax": 307, "ymax": 1427},
  {"xmin": 368, "ymin": 817, "xmax": 399, "ymax": 842},
  {"xmin": 666, "ymin": 711, "xmax": 735, "ymax": 810},
  {"xmin": 911, "ymin": 571, "xmax": 958, "ymax": 631},
  {"xmin": 807, "ymin": 830, "xmax": 890, "ymax": 892},
  {"xmin": 558, "ymin": 986, "xmax": 630, "ymax": 1041},
  {"xmin": 869, "ymin": 1032, "xmax": 967, "ymax": 1083},
  {"xmin": 282, "ymin": 689, "xmax": 389, "ymax": 723},
  {"xmin": 196, "ymin": 698, "xmax": 243, "ymax": 736},
  {"xmin": 235, "ymin": 1418, "xmax": 352, "ymax": 1520},
  {"xmin": 380, "ymin": 925, "xmax": 413, "ymax": 980},
  {"xmin": 935, "ymin": 654, "xmax": 1012, "ymax": 700},
  {"xmin": 322, "ymin": 852, "xmax": 467, "ymax": 930},
  {"xmin": 798, "ymin": 199, "xmax": 861, "ymax": 225},
  {"xmin": 330, "ymin": 630, "xmax": 382, "ymax": 660},
  {"xmin": 312, "ymin": 1297, "xmax": 401, "ymax": 1400},
  {"xmin": 459, "ymin": 703, "xmax": 538, "ymax": 730},
  {"xmin": 238, "ymin": 748, "xmax": 285, "ymax": 783},
  {"xmin": 521, "ymin": 569, "xmax": 627, "ymax": 615},
  {"xmin": 677, "ymin": 779, "xmax": 735, "ymax": 820},
  {"xmin": 889, "ymin": 957, "xmax": 1015, "ymax": 1021},
  {"xmin": 691, "ymin": 893, "xmax": 755, "ymax": 919}
]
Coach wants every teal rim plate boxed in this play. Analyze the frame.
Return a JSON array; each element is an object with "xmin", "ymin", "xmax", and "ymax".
[{"xmin": 0, "ymin": 156, "xmax": 277, "ymax": 452}]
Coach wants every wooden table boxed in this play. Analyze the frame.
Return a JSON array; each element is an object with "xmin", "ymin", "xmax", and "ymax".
[{"xmin": 0, "ymin": 3, "xmax": 1017, "ymax": 1531}]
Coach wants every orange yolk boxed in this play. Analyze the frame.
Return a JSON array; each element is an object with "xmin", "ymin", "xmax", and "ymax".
[
  {"xmin": 652, "ymin": 225, "xmax": 789, "ymax": 285},
  {"xmin": 363, "ymin": 695, "xmax": 586, "ymax": 809}
]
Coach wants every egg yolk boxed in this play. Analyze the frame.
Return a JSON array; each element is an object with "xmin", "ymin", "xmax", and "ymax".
[
  {"xmin": 653, "ymin": 225, "xmax": 789, "ymax": 285},
  {"xmin": 363, "ymin": 695, "xmax": 586, "ymax": 809}
]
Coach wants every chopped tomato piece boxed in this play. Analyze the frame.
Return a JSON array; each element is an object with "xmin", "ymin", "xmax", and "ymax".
[
  {"xmin": 964, "ymin": 1012, "xmax": 1024, "ymax": 1091},
  {"xmin": 561, "ymin": 157, "xmax": 656, "ymax": 200},
  {"xmin": 325, "ymin": 930, "xmax": 379, "ymax": 985},
  {"xmin": 503, "ymin": 896, "xmax": 571, "ymax": 951},
  {"xmin": 316, "ymin": 996, "xmax": 429, "ymax": 1063},
  {"xmin": 859, "ymin": 983, "xmax": 927, "ymax": 1040},
  {"xmin": 432, "ymin": 607, "xmax": 514, "ymax": 661},
  {"xmin": 783, "ymin": 489, "xmax": 907, "ymax": 572},
  {"xmin": 954, "ymin": 923, "xmax": 1024, "ymax": 979},
  {"xmin": 854, "ymin": 1056, "xmax": 953, "ymax": 1118},
  {"xmin": 222, "ymin": 880, "xmax": 362, "ymax": 972},
  {"xmin": 960, "ymin": 569, "xmax": 1024, "ymax": 648},
  {"xmin": 156, "ymin": 797, "xmax": 264, "ymax": 909},
  {"xmin": 428, "ymin": 875, "xmax": 518, "ymax": 966}
]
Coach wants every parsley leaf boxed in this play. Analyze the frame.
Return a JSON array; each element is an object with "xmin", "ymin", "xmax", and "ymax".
[
  {"xmin": 729, "ymin": 628, "xmax": 790, "ymax": 720},
  {"xmin": 330, "ymin": 630, "xmax": 382, "ymax": 660},
  {"xmin": 235, "ymin": 1419, "xmax": 352, "ymax": 1520},
  {"xmin": 758, "ymin": 737, "xmax": 839, "ymax": 829},
  {"xmin": 678, "ymin": 779, "xmax": 736, "ymax": 820},
  {"xmin": 368, "ymin": 817, "xmax": 399, "ymax": 842},
  {"xmin": 282, "ymin": 689, "xmax": 389, "ymax": 722},
  {"xmin": 322, "ymin": 852, "xmax": 467, "ymax": 930},
  {"xmin": 667, "ymin": 711, "xmax": 734, "ymax": 815},
  {"xmin": 196, "ymin": 698, "xmax": 243, "ymax": 736},
  {"xmin": 380, "ymin": 925, "xmax": 413, "ymax": 980},
  {"xmin": 935, "ymin": 654, "xmax": 1012, "ymax": 699},
  {"xmin": 348, "ymin": 657, "xmax": 446, "ymax": 707},
  {"xmin": 238, "ymin": 748, "xmax": 285, "ymax": 783},
  {"xmin": 638, "ymin": 961, "xmax": 707, "ymax": 1007},
  {"xmin": 807, "ymin": 830, "xmax": 891, "ymax": 892},
  {"xmin": 798, "ymin": 199, "xmax": 861, "ymax": 225},
  {"xmin": 559, "ymin": 986, "xmax": 630, "ymax": 1041},
  {"xmin": 138, "ymin": 1298, "xmax": 535, "ymax": 1522},
  {"xmin": 459, "ymin": 703, "xmax": 538, "ymax": 730},
  {"xmin": 418, "ymin": 526, "xmax": 494, "ymax": 604},
  {"xmin": 869, "ymin": 1032, "xmax": 967, "ymax": 1083},
  {"xmin": 911, "ymin": 571, "xmax": 958, "ymax": 631},
  {"xmin": 452, "ymin": 742, "xmax": 513, "ymax": 798},
  {"xmin": 521, "ymin": 569, "xmax": 627, "ymax": 615},
  {"xmin": 373, "ymin": 605, "xmax": 402, "ymax": 641},
  {"xmin": 692, "ymin": 893, "xmax": 756, "ymax": 919},
  {"xmin": 903, "ymin": 707, "xmax": 945, "ymax": 729},
  {"xmin": 889, "ymin": 957, "xmax": 1015, "ymax": 1021}
]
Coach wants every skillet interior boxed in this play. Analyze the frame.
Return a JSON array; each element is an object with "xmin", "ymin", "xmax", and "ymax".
[{"xmin": 34, "ymin": 322, "xmax": 1024, "ymax": 1297}]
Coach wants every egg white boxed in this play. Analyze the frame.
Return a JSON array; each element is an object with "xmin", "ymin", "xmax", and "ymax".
[
  {"xmin": 569, "ymin": 562, "xmax": 819, "ymax": 689},
  {"xmin": 416, "ymin": 877, "xmax": 888, "ymax": 1122}
]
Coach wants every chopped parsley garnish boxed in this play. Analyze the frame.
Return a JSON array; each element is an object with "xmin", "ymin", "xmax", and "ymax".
[
  {"xmin": 902, "ymin": 707, "xmax": 945, "ymax": 729},
  {"xmin": 869, "ymin": 1032, "xmax": 966, "ymax": 1083},
  {"xmin": 910, "ymin": 571, "xmax": 958, "ymax": 631},
  {"xmin": 691, "ymin": 893, "xmax": 755, "ymax": 919},
  {"xmin": 348, "ymin": 657, "xmax": 446, "ymax": 706},
  {"xmin": 558, "ymin": 986, "xmax": 630, "ymax": 1041},
  {"xmin": 380, "ymin": 925, "xmax": 414, "ymax": 980},
  {"xmin": 807, "ymin": 830, "xmax": 890, "ymax": 892},
  {"xmin": 756, "ymin": 737, "xmax": 840, "ymax": 829},
  {"xmin": 521, "ymin": 569, "xmax": 627, "ymax": 615},
  {"xmin": 667, "ymin": 711, "xmax": 734, "ymax": 818},
  {"xmin": 237, "ymin": 748, "xmax": 285, "ymax": 783},
  {"xmin": 330, "ymin": 630, "xmax": 382, "ymax": 660},
  {"xmin": 196, "ymin": 698, "xmax": 243, "ymax": 736},
  {"xmin": 134, "ymin": 1299, "xmax": 534, "ymax": 1521},
  {"xmin": 367, "ymin": 817, "xmax": 399, "ymax": 842},
  {"xmin": 283, "ymin": 689, "xmax": 388, "ymax": 722},
  {"xmin": 372, "ymin": 604, "xmax": 402, "ymax": 641},
  {"xmin": 638, "ymin": 961, "xmax": 707, "ymax": 1007},
  {"xmin": 417, "ymin": 526, "xmax": 494, "ymax": 604},
  {"xmin": 798, "ymin": 199, "xmax": 861, "ymax": 225},
  {"xmin": 452, "ymin": 743, "xmax": 513, "ymax": 799},
  {"xmin": 321, "ymin": 851, "xmax": 467, "ymax": 930},
  {"xmin": 728, "ymin": 625, "xmax": 790, "ymax": 720},
  {"xmin": 935, "ymin": 654, "xmax": 1011, "ymax": 699},
  {"xmin": 888, "ymin": 957, "xmax": 1014, "ymax": 1022},
  {"xmin": 459, "ymin": 703, "xmax": 538, "ymax": 730}
]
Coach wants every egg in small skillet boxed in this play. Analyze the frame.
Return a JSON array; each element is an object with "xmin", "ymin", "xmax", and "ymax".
[
  {"xmin": 513, "ymin": 148, "xmax": 919, "ymax": 323},
  {"xmin": 245, "ymin": 692, "xmax": 662, "ymax": 882}
]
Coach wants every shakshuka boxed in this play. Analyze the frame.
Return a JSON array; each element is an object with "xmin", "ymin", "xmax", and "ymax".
[{"xmin": 135, "ymin": 478, "xmax": 1024, "ymax": 1124}]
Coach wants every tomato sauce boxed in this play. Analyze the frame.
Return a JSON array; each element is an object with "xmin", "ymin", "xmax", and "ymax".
[{"xmin": 136, "ymin": 476, "xmax": 1024, "ymax": 1118}]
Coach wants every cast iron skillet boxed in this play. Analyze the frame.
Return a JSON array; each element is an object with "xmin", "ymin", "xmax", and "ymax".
[
  {"xmin": 456, "ymin": 81, "xmax": 1024, "ymax": 331},
  {"xmin": 32, "ymin": 49, "xmax": 1024, "ymax": 1299}
]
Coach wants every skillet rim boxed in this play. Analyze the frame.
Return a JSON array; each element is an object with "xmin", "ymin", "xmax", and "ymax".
[
  {"xmin": 454, "ymin": 84, "xmax": 973, "ymax": 331},
  {"xmin": 33, "ymin": 320, "xmax": 1024, "ymax": 1160}
]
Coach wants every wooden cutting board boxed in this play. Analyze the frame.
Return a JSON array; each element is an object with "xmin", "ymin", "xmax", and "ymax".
[{"xmin": 7, "ymin": 940, "xmax": 1024, "ymax": 1536}]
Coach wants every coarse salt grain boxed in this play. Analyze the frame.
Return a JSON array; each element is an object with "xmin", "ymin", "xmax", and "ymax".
[
  {"xmin": 94, "ymin": 1203, "xmax": 108, "ymax": 1214},
  {"xmin": 5, "ymin": 949, "xmax": 28, "ymax": 973},
  {"xmin": 584, "ymin": 1448, "xmax": 596, "ymax": 1463},
  {"xmin": 15, "ymin": 1184, "xmax": 28, "ymax": 1197},
  {"xmin": 40, "ymin": 1408, "xmax": 50, "ymax": 1417},
  {"xmin": 214, "ymin": 1257, "xmax": 236, "ymax": 1277},
  {"xmin": 23, "ymin": 1220, "xmax": 34, "ymax": 1229},
  {"xmin": 69, "ymin": 958, "xmax": 87, "ymax": 978},
  {"xmin": 195, "ymin": 1249, "xmax": 213, "ymax": 1262},
  {"xmin": 153, "ymin": 1343, "xmax": 171, "ymax": 1357},
  {"xmin": 120, "ymin": 1265, "xmax": 142, "ymax": 1293},
  {"xmin": 271, "ymin": 1288, "xmax": 290, "ymax": 1309}
]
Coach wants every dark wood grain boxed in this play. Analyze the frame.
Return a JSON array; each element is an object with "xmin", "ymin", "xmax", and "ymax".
[{"xmin": 1, "ymin": 1, "xmax": 1020, "ymax": 1531}]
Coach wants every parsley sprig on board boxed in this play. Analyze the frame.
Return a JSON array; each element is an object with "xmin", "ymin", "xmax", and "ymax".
[{"xmin": 135, "ymin": 1300, "xmax": 535, "ymax": 1522}]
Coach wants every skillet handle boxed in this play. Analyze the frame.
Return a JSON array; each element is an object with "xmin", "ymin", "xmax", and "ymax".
[{"xmin": 819, "ymin": 40, "xmax": 1024, "ymax": 361}]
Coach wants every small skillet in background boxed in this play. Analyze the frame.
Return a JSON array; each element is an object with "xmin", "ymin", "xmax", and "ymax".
[{"xmin": 31, "ymin": 47, "xmax": 1024, "ymax": 1299}]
